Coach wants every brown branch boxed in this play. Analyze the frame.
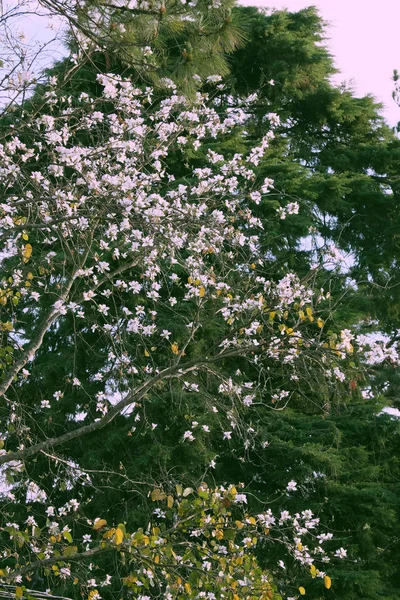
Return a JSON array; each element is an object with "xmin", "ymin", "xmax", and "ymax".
[
  {"xmin": 4, "ymin": 546, "xmax": 112, "ymax": 582},
  {"xmin": 0, "ymin": 269, "xmax": 81, "ymax": 400},
  {"xmin": 0, "ymin": 348, "xmax": 246, "ymax": 466}
]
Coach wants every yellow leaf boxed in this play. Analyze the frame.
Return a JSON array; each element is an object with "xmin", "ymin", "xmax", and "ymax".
[
  {"xmin": 199, "ymin": 286, "xmax": 206, "ymax": 298},
  {"xmin": 310, "ymin": 564, "xmax": 318, "ymax": 578},
  {"xmin": 151, "ymin": 488, "xmax": 166, "ymax": 501},
  {"xmin": 299, "ymin": 586, "xmax": 306, "ymax": 595},
  {"xmin": 93, "ymin": 518, "xmax": 107, "ymax": 531},
  {"xmin": 250, "ymin": 263, "xmax": 256, "ymax": 269},
  {"xmin": 22, "ymin": 243, "xmax": 32, "ymax": 260},
  {"xmin": 103, "ymin": 528, "xmax": 116, "ymax": 539},
  {"xmin": 235, "ymin": 520, "xmax": 244, "ymax": 529},
  {"xmin": 154, "ymin": 554, "xmax": 160, "ymax": 564},
  {"xmin": 171, "ymin": 342, "xmax": 179, "ymax": 355},
  {"xmin": 73, "ymin": 578, "xmax": 79, "ymax": 585},
  {"xmin": 26, "ymin": 272, "xmax": 33, "ymax": 280},
  {"xmin": 114, "ymin": 527, "xmax": 124, "ymax": 545},
  {"xmin": 247, "ymin": 516, "xmax": 256, "ymax": 525},
  {"xmin": 269, "ymin": 311, "xmax": 276, "ymax": 321},
  {"xmin": 317, "ymin": 318, "xmax": 324, "ymax": 328},
  {"xmin": 324, "ymin": 575, "xmax": 332, "ymax": 589},
  {"xmin": 22, "ymin": 233, "xmax": 29, "ymax": 241},
  {"xmin": 144, "ymin": 349, "xmax": 150, "ymax": 357},
  {"xmin": 167, "ymin": 495, "xmax": 174, "ymax": 508},
  {"xmin": 15, "ymin": 587, "xmax": 23, "ymax": 598},
  {"xmin": 306, "ymin": 307, "xmax": 313, "ymax": 317}
]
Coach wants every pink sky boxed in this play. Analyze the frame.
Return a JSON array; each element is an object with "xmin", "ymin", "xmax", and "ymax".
[{"xmin": 240, "ymin": 0, "xmax": 400, "ymax": 125}]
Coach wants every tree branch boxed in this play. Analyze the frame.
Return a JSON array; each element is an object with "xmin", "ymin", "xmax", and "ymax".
[
  {"xmin": 0, "ymin": 349, "xmax": 245, "ymax": 466},
  {"xmin": 4, "ymin": 545, "xmax": 112, "ymax": 582}
]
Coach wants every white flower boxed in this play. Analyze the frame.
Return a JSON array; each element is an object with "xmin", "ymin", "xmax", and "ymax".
[
  {"xmin": 83, "ymin": 290, "xmax": 96, "ymax": 301},
  {"xmin": 287, "ymin": 201, "xmax": 299, "ymax": 215},
  {"xmin": 234, "ymin": 493, "xmax": 247, "ymax": 504},
  {"xmin": 286, "ymin": 480, "xmax": 297, "ymax": 492},
  {"xmin": 335, "ymin": 547, "xmax": 347, "ymax": 559},
  {"xmin": 333, "ymin": 367, "xmax": 345, "ymax": 382},
  {"xmin": 97, "ymin": 304, "xmax": 109, "ymax": 315},
  {"xmin": 277, "ymin": 207, "xmax": 286, "ymax": 219},
  {"xmin": 183, "ymin": 430, "xmax": 195, "ymax": 442},
  {"xmin": 223, "ymin": 431, "xmax": 232, "ymax": 440},
  {"xmin": 206, "ymin": 75, "xmax": 222, "ymax": 83}
]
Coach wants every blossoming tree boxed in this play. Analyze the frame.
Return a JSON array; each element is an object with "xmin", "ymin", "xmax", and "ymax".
[{"xmin": 0, "ymin": 68, "xmax": 366, "ymax": 598}]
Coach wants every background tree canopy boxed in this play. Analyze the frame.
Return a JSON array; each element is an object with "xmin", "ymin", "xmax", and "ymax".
[{"xmin": 0, "ymin": 2, "xmax": 400, "ymax": 600}]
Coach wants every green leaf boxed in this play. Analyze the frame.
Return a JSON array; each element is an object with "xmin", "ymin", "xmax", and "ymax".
[{"xmin": 63, "ymin": 531, "xmax": 73, "ymax": 543}]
